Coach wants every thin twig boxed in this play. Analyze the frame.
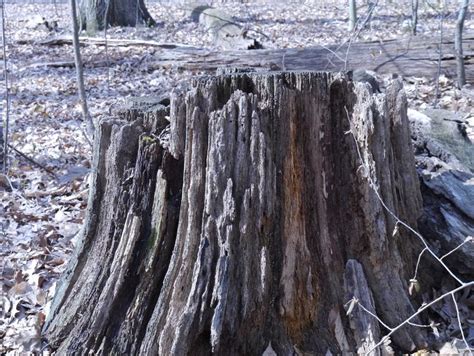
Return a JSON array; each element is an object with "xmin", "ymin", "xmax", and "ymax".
[
  {"xmin": 366, "ymin": 282, "xmax": 474, "ymax": 355},
  {"xmin": 413, "ymin": 247, "xmax": 427, "ymax": 279},
  {"xmin": 1, "ymin": 0, "xmax": 10, "ymax": 175},
  {"xmin": 317, "ymin": 43, "xmax": 346, "ymax": 63},
  {"xmin": 356, "ymin": 301, "xmax": 393, "ymax": 331},
  {"xmin": 104, "ymin": 0, "xmax": 111, "ymax": 94},
  {"xmin": 7, "ymin": 143, "xmax": 58, "ymax": 179},
  {"xmin": 70, "ymin": 0, "xmax": 94, "ymax": 137},
  {"xmin": 441, "ymin": 236, "xmax": 472, "ymax": 260},
  {"xmin": 451, "ymin": 293, "xmax": 472, "ymax": 355},
  {"xmin": 373, "ymin": 35, "xmax": 413, "ymax": 74},
  {"xmin": 324, "ymin": 13, "xmax": 364, "ymax": 70},
  {"xmin": 344, "ymin": 0, "xmax": 379, "ymax": 70},
  {"xmin": 407, "ymin": 321, "xmax": 431, "ymax": 328},
  {"xmin": 434, "ymin": 7, "xmax": 445, "ymax": 108},
  {"xmin": 81, "ymin": 126, "xmax": 92, "ymax": 148}
]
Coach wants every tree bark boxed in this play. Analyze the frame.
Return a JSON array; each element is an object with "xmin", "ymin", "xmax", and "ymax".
[
  {"xmin": 411, "ymin": 0, "xmax": 418, "ymax": 35},
  {"xmin": 78, "ymin": 0, "xmax": 155, "ymax": 33},
  {"xmin": 348, "ymin": 0, "xmax": 357, "ymax": 32},
  {"xmin": 43, "ymin": 71, "xmax": 430, "ymax": 354},
  {"xmin": 70, "ymin": 0, "xmax": 93, "ymax": 138},
  {"xmin": 455, "ymin": 0, "xmax": 469, "ymax": 88}
]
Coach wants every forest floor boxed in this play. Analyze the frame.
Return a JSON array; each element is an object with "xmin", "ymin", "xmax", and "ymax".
[{"xmin": 1, "ymin": 1, "xmax": 473, "ymax": 353}]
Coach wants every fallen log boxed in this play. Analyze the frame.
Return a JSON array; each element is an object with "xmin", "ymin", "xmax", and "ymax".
[
  {"xmin": 37, "ymin": 35, "xmax": 200, "ymax": 50},
  {"xmin": 146, "ymin": 32, "xmax": 474, "ymax": 82},
  {"xmin": 33, "ymin": 32, "xmax": 474, "ymax": 82},
  {"xmin": 19, "ymin": 59, "xmax": 112, "ymax": 71}
]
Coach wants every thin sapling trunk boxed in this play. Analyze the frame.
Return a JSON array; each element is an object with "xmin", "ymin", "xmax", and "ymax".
[
  {"xmin": 70, "ymin": 0, "xmax": 94, "ymax": 141},
  {"xmin": 455, "ymin": 0, "xmax": 469, "ymax": 88}
]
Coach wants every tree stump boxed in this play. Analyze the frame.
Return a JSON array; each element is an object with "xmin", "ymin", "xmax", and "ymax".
[{"xmin": 43, "ymin": 71, "xmax": 429, "ymax": 354}]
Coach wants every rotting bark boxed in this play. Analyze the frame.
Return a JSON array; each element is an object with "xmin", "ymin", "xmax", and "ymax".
[{"xmin": 43, "ymin": 71, "xmax": 431, "ymax": 354}]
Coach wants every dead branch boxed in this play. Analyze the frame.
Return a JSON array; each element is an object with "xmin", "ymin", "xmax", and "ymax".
[
  {"xmin": 8, "ymin": 143, "xmax": 58, "ymax": 179},
  {"xmin": 39, "ymin": 35, "xmax": 199, "ymax": 49}
]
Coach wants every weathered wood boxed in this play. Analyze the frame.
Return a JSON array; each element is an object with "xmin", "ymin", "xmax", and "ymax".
[
  {"xmin": 38, "ymin": 36, "xmax": 199, "ymax": 50},
  {"xmin": 44, "ymin": 71, "xmax": 430, "ymax": 354},
  {"xmin": 344, "ymin": 260, "xmax": 382, "ymax": 355},
  {"xmin": 409, "ymin": 108, "xmax": 474, "ymax": 278},
  {"xmin": 143, "ymin": 32, "xmax": 473, "ymax": 82},
  {"xmin": 33, "ymin": 32, "xmax": 474, "ymax": 82}
]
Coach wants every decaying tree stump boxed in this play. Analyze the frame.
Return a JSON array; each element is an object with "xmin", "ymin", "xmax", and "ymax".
[{"xmin": 43, "ymin": 71, "xmax": 430, "ymax": 354}]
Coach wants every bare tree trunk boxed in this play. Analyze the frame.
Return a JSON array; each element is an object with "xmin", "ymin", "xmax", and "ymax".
[
  {"xmin": 411, "ymin": 0, "xmax": 418, "ymax": 35},
  {"xmin": 348, "ymin": 0, "xmax": 357, "ymax": 31},
  {"xmin": 78, "ymin": 0, "xmax": 155, "ymax": 33},
  {"xmin": 43, "ymin": 71, "xmax": 430, "ymax": 354},
  {"xmin": 455, "ymin": 0, "xmax": 469, "ymax": 88}
]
